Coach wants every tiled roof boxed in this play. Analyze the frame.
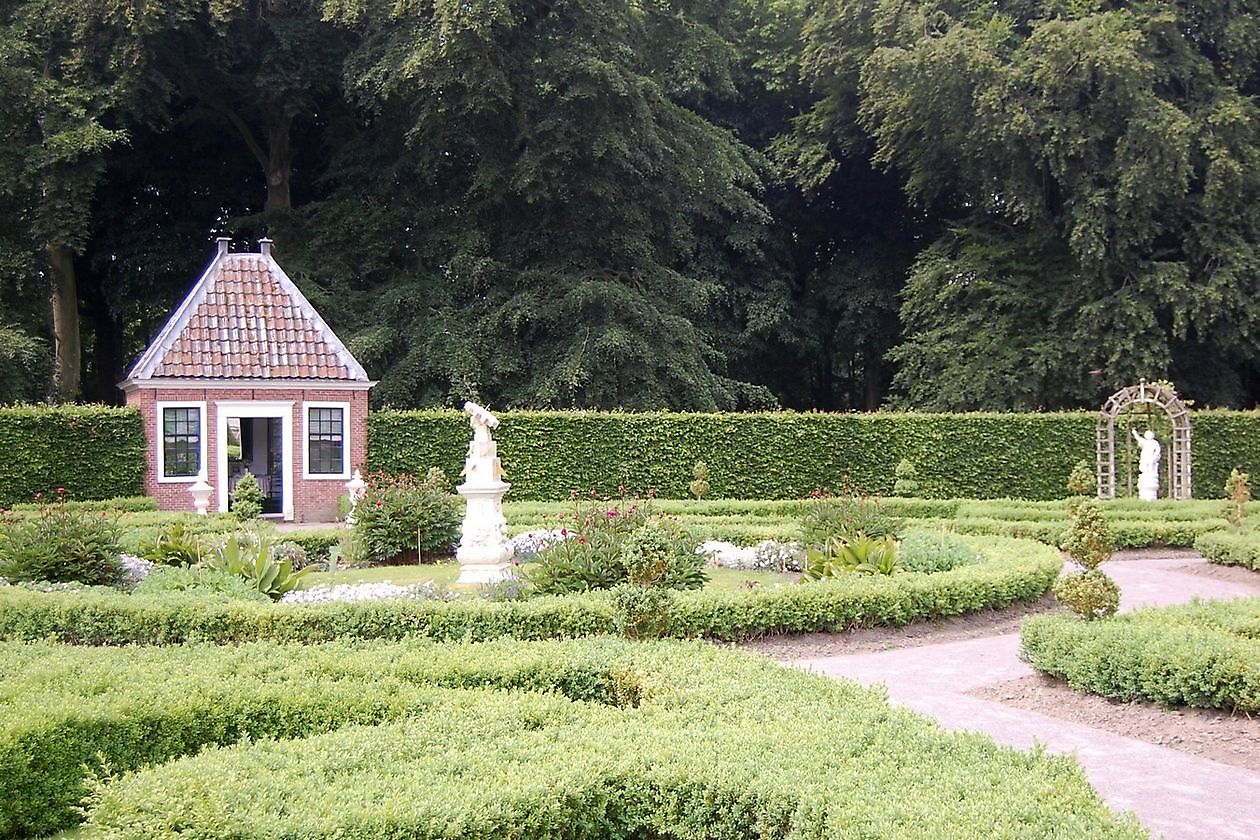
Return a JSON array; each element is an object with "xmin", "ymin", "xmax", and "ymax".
[{"xmin": 126, "ymin": 246, "xmax": 370, "ymax": 382}]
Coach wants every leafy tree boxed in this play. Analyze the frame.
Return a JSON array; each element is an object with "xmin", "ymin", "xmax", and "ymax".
[
  {"xmin": 320, "ymin": 0, "xmax": 778, "ymax": 409},
  {"xmin": 795, "ymin": 0, "xmax": 1260, "ymax": 409}
]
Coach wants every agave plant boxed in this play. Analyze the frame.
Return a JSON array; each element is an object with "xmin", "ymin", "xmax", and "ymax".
[
  {"xmin": 206, "ymin": 535, "xmax": 309, "ymax": 600},
  {"xmin": 801, "ymin": 534, "xmax": 901, "ymax": 581}
]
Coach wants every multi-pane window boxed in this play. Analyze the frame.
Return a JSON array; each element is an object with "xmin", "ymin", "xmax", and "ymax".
[
  {"xmin": 307, "ymin": 407, "xmax": 345, "ymax": 475},
  {"xmin": 162, "ymin": 407, "xmax": 201, "ymax": 478}
]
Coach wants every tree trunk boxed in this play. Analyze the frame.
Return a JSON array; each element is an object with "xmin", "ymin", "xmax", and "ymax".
[
  {"xmin": 48, "ymin": 244, "xmax": 80, "ymax": 401},
  {"xmin": 264, "ymin": 112, "xmax": 294, "ymax": 211}
]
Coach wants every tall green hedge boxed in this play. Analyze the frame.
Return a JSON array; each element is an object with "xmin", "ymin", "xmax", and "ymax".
[
  {"xmin": 0, "ymin": 405, "xmax": 145, "ymax": 506},
  {"xmin": 368, "ymin": 409, "xmax": 1260, "ymax": 501}
]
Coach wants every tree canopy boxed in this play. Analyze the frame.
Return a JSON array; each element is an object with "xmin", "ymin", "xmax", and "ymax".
[{"xmin": 1, "ymin": 0, "xmax": 1256, "ymax": 410}]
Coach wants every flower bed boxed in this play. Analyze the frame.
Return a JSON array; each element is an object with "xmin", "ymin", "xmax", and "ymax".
[
  {"xmin": 0, "ymin": 638, "xmax": 1145, "ymax": 839},
  {"xmin": 1020, "ymin": 598, "xmax": 1260, "ymax": 712}
]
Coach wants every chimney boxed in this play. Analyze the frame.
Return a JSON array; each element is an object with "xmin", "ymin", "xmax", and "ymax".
[
  {"xmin": 259, "ymin": 237, "xmax": 273, "ymax": 258},
  {"xmin": 216, "ymin": 236, "xmax": 231, "ymax": 257}
]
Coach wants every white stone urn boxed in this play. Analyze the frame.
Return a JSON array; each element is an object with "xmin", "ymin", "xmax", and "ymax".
[
  {"xmin": 455, "ymin": 402, "xmax": 514, "ymax": 584},
  {"xmin": 189, "ymin": 471, "xmax": 212, "ymax": 516}
]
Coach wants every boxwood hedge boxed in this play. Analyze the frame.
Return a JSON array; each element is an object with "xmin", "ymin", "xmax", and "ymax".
[
  {"xmin": 0, "ymin": 638, "xmax": 1146, "ymax": 839},
  {"xmin": 1020, "ymin": 598, "xmax": 1260, "ymax": 712},
  {"xmin": 0, "ymin": 537, "xmax": 1059, "ymax": 646},
  {"xmin": 1193, "ymin": 531, "xmax": 1260, "ymax": 570},
  {"xmin": 369, "ymin": 408, "xmax": 1260, "ymax": 501}
]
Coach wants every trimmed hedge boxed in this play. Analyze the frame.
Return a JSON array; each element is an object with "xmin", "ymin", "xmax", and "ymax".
[
  {"xmin": 1, "ymin": 639, "xmax": 1147, "ymax": 840},
  {"xmin": 0, "ymin": 405, "xmax": 145, "ymax": 507},
  {"xmin": 1194, "ymin": 531, "xmax": 1260, "ymax": 571},
  {"xmin": 1020, "ymin": 599, "xmax": 1260, "ymax": 712},
  {"xmin": 0, "ymin": 537, "xmax": 1059, "ymax": 645},
  {"xmin": 0, "ymin": 638, "xmax": 636, "ymax": 838},
  {"xmin": 368, "ymin": 408, "xmax": 1260, "ymax": 501}
]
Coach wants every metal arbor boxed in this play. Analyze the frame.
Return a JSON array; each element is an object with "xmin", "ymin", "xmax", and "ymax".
[{"xmin": 1096, "ymin": 381, "xmax": 1192, "ymax": 500}]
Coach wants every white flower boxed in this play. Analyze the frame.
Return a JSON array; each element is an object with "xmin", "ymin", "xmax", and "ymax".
[{"xmin": 279, "ymin": 581, "xmax": 452, "ymax": 604}]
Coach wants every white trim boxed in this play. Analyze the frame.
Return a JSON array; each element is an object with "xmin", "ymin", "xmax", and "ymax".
[
  {"xmin": 215, "ymin": 401, "xmax": 294, "ymax": 521},
  {"xmin": 120, "ymin": 377, "xmax": 375, "ymax": 393},
  {"xmin": 155, "ymin": 401, "xmax": 208, "ymax": 483},
  {"xmin": 302, "ymin": 401, "xmax": 351, "ymax": 480}
]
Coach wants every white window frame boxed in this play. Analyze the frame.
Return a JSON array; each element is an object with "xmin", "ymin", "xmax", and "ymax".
[
  {"xmin": 155, "ymin": 401, "xmax": 207, "ymax": 483},
  {"xmin": 215, "ymin": 401, "xmax": 294, "ymax": 521},
  {"xmin": 302, "ymin": 401, "xmax": 351, "ymax": 480}
]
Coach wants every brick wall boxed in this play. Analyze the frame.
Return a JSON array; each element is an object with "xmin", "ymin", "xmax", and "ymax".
[{"xmin": 127, "ymin": 384, "xmax": 371, "ymax": 522}]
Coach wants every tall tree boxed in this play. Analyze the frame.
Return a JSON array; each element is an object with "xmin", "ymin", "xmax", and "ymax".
[
  {"xmin": 0, "ymin": 0, "xmax": 192, "ymax": 399},
  {"xmin": 317, "ymin": 0, "xmax": 778, "ymax": 409},
  {"xmin": 795, "ymin": 0, "xmax": 1260, "ymax": 409}
]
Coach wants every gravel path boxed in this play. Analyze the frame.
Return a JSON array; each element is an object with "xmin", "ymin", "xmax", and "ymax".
[{"xmin": 783, "ymin": 553, "xmax": 1260, "ymax": 840}]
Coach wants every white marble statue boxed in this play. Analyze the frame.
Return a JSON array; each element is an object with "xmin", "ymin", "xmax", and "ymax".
[
  {"xmin": 1132, "ymin": 429, "xmax": 1162, "ymax": 501},
  {"xmin": 455, "ymin": 402, "xmax": 514, "ymax": 583}
]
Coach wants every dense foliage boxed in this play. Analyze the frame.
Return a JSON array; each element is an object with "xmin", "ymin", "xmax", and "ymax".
[
  {"xmin": 1021, "ymin": 598, "xmax": 1260, "ymax": 712},
  {"xmin": 4, "ymin": 0, "xmax": 1258, "ymax": 411},
  {"xmin": 0, "ymin": 405, "xmax": 144, "ymax": 506},
  {"xmin": 371, "ymin": 409, "xmax": 1260, "ymax": 500},
  {"xmin": 1, "ymin": 638, "xmax": 1143, "ymax": 839},
  {"xmin": 351, "ymin": 470, "xmax": 461, "ymax": 563}
]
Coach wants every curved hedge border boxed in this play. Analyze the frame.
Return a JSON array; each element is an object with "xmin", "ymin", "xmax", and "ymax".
[
  {"xmin": 1193, "ymin": 531, "xmax": 1260, "ymax": 570},
  {"xmin": 0, "ymin": 639, "xmax": 630, "ymax": 838},
  {"xmin": 0, "ymin": 405, "xmax": 144, "ymax": 506},
  {"xmin": 1020, "ymin": 599, "xmax": 1260, "ymax": 712},
  {"xmin": 0, "ymin": 537, "xmax": 1059, "ymax": 646},
  {"xmin": 368, "ymin": 408, "xmax": 1260, "ymax": 501},
  {"xmin": 2, "ymin": 639, "xmax": 1146, "ymax": 840}
]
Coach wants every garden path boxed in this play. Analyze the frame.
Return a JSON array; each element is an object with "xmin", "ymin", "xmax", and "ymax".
[{"xmin": 790, "ymin": 554, "xmax": 1260, "ymax": 840}]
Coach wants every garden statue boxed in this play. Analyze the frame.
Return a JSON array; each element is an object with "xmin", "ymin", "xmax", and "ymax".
[
  {"xmin": 1132, "ymin": 429, "xmax": 1162, "ymax": 501},
  {"xmin": 455, "ymin": 402, "xmax": 514, "ymax": 583},
  {"xmin": 344, "ymin": 469, "xmax": 367, "ymax": 526},
  {"xmin": 189, "ymin": 471, "xmax": 212, "ymax": 516}
]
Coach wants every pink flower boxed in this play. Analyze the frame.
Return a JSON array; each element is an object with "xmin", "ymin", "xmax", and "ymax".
[
  {"xmin": 606, "ymin": 510, "xmax": 617, "ymax": 517},
  {"xmin": 56, "ymin": 487, "xmax": 65, "ymax": 495},
  {"xmin": 561, "ymin": 528, "xmax": 567, "ymax": 536},
  {"xmin": 578, "ymin": 536, "xmax": 587, "ymax": 544}
]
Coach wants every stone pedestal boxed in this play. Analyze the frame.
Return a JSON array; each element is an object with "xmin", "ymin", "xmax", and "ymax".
[
  {"xmin": 1137, "ymin": 474, "xmax": 1159, "ymax": 502},
  {"xmin": 455, "ymin": 481, "xmax": 514, "ymax": 584}
]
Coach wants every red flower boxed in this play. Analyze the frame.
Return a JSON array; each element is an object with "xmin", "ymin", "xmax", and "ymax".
[
  {"xmin": 578, "ymin": 536, "xmax": 587, "ymax": 544},
  {"xmin": 561, "ymin": 528, "xmax": 567, "ymax": 536}
]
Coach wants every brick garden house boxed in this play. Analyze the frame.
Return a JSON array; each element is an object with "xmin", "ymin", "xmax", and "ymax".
[{"xmin": 120, "ymin": 238, "xmax": 374, "ymax": 521}]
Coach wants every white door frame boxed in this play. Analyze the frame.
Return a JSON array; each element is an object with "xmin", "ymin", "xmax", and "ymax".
[{"xmin": 215, "ymin": 401, "xmax": 294, "ymax": 521}]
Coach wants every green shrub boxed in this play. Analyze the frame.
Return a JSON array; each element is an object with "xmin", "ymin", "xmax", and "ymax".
[
  {"xmin": 206, "ymin": 536, "xmax": 309, "ymax": 600},
  {"xmin": 1021, "ymin": 599, "xmax": 1260, "ymax": 712},
  {"xmin": 802, "ymin": 534, "xmax": 901, "ymax": 580},
  {"xmin": 0, "ymin": 495, "xmax": 123, "ymax": 586},
  {"xmin": 900, "ymin": 530, "xmax": 982, "ymax": 573},
  {"xmin": 280, "ymin": 530, "xmax": 340, "ymax": 566},
  {"xmin": 801, "ymin": 486, "xmax": 901, "ymax": 545},
  {"xmin": 271, "ymin": 540, "xmax": 312, "ymax": 571},
  {"xmin": 1194, "ymin": 531, "xmax": 1260, "ymax": 571},
  {"xmin": 139, "ymin": 521, "xmax": 210, "ymax": 566},
  {"xmin": 893, "ymin": 458, "xmax": 921, "ymax": 495},
  {"xmin": 1052, "ymin": 571, "xmax": 1120, "ymax": 620},
  {"xmin": 1065, "ymin": 459, "xmax": 1095, "ymax": 497},
  {"xmin": 524, "ymin": 532, "xmax": 624, "ymax": 594},
  {"xmin": 0, "ymin": 537, "xmax": 1059, "ymax": 645},
  {"xmin": 0, "ymin": 638, "xmax": 1145, "ymax": 840},
  {"xmin": 133, "ymin": 565, "xmax": 272, "ymax": 603},
  {"xmin": 9, "ymin": 495, "xmax": 156, "ymax": 513},
  {"xmin": 352, "ymin": 471, "xmax": 462, "ymax": 563},
  {"xmin": 1060, "ymin": 500, "xmax": 1114, "ymax": 571},
  {"xmin": 1222, "ymin": 467, "xmax": 1251, "ymax": 531},
  {"xmin": 611, "ymin": 583, "xmax": 675, "ymax": 639},
  {"xmin": 0, "ymin": 404, "xmax": 145, "ymax": 506},
  {"xmin": 688, "ymin": 460, "xmax": 710, "ymax": 499},
  {"xmin": 621, "ymin": 522, "xmax": 706, "ymax": 590},
  {"xmin": 230, "ymin": 472, "xmax": 265, "ymax": 520}
]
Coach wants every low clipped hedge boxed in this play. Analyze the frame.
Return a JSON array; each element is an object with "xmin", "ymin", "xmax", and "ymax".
[
  {"xmin": 2, "ymin": 638, "xmax": 1146, "ymax": 839},
  {"xmin": 1194, "ymin": 531, "xmax": 1260, "ymax": 570},
  {"xmin": 1020, "ymin": 599, "xmax": 1260, "ymax": 712},
  {"xmin": 0, "ymin": 537, "xmax": 1059, "ymax": 645},
  {"xmin": 0, "ymin": 638, "xmax": 629, "ymax": 838},
  {"xmin": 0, "ymin": 404, "xmax": 145, "ymax": 507},
  {"xmin": 369, "ymin": 408, "xmax": 1260, "ymax": 501}
]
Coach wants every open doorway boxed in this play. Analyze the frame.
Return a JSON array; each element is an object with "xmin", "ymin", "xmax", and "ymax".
[{"xmin": 225, "ymin": 416, "xmax": 285, "ymax": 515}]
